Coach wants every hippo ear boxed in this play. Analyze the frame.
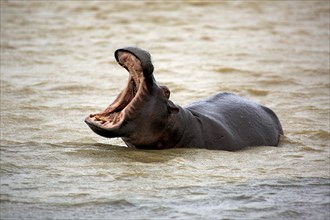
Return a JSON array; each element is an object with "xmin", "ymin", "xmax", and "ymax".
[{"xmin": 167, "ymin": 100, "xmax": 179, "ymax": 114}]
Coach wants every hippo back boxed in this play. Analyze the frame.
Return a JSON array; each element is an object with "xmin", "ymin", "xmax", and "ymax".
[{"xmin": 185, "ymin": 92, "xmax": 283, "ymax": 150}]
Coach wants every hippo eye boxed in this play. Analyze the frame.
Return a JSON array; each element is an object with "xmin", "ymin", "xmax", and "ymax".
[
  {"xmin": 160, "ymin": 86, "xmax": 170, "ymax": 99},
  {"xmin": 164, "ymin": 90, "xmax": 170, "ymax": 98}
]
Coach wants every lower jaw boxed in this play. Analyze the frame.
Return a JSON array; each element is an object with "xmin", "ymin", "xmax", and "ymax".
[{"xmin": 86, "ymin": 112, "xmax": 124, "ymax": 129}]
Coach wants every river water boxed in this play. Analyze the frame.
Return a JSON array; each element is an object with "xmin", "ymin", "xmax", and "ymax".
[{"xmin": 1, "ymin": 1, "xmax": 329, "ymax": 219}]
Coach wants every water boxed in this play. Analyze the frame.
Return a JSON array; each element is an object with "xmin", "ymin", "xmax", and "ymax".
[{"xmin": 1, "ymin": 1, "xmax": 329, "ymax": 219}]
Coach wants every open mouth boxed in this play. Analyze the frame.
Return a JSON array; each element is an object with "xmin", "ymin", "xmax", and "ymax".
[{"xmin": 85, "ymin": 51, "xmax": 144, "ymax": 130}]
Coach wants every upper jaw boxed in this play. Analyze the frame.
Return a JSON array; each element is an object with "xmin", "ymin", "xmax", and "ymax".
[{"xmin": 115, "ymin": 47, "xmax": 154, "ymax": 78}]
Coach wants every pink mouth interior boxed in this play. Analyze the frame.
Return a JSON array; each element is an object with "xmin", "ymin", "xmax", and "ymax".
[{"xmin": 88, "ymin": 52, "xmax": 144, "ymax": 128}]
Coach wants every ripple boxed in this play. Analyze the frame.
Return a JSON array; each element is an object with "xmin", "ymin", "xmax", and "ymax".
[
  {"xmin": 54, "ymin": 198, "xmax": 136, "ymax": 208},
  {"xmin": 1, "ymin": 1, "xmax": 329, "ymax": 219},
  {"xmin": 247, "ymin": 88, "xmax": 269, "ymax": 96},
  {"xmin": 295, "ymin": 129, "xmax": 329, "ymax": 140},
  {"xmin": 214, "ymin": 67, "xmax": 245, "ymax": 73}
]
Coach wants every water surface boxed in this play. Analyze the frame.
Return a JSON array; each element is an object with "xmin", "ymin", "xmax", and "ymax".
[{"xmin": 1, "ymin": 1, "xmax": 329, "ymax": 219}]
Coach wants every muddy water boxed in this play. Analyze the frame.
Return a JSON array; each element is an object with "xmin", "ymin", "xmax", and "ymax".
[{"xmin": 1, "ymin": 1, "xmax": 329, "ymax": 219}]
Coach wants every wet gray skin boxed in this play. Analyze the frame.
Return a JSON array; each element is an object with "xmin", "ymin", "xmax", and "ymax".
[{"xmin": 85, "ymin": 47, "xmax": 283, "ymax": 150}]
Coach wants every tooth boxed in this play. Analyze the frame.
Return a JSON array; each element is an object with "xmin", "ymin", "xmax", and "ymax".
[
  {"xmin": 111, "ymin": 113, "xmax": 118, "ymax": 125},
  {"xmin": 95, "ymin": 115, "xmax": 108, "ymax": 123}
]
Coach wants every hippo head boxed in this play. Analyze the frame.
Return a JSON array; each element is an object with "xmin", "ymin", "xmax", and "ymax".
[{"xmin": 85, "ymin": 47, "xmax": 179, "ymax": 148}]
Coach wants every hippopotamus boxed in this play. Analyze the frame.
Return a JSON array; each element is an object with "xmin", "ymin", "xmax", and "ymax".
[{"xmin": 85, "ymin": 47, "xmax": 283, "ymax": 151}]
